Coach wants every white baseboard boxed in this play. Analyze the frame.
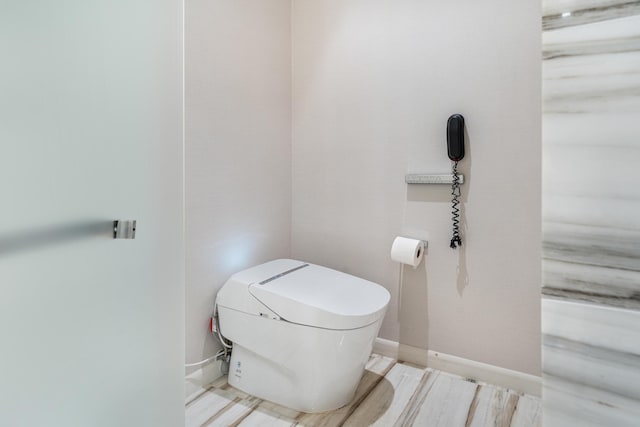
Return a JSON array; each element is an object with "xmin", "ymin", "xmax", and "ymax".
[
  {"xmin": 372, "ymin": 337, "xmax": 429, "ymax": 366},
  {"xmin": 372, "ymin": 337, "xmax": 400, "ymax": 359},
  {"xmin": 184, "ymin": 359, "xmax": 225, "ymax": 402},
  {"xmin": 373, "ymin": 338, "xmax": 541, "ymax": 397}
]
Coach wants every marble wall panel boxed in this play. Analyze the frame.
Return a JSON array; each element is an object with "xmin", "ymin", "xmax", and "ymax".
[
  {"xmin": 542, "ymin": 1, "xmax": 640, "ymax": 425},
  {"xmin": 542, "ymin": 5, "xmax": 640, "ymax": 307},
  {"xmin": 542, "ymin": 299, "xmax": 640, "ymax": 426}
]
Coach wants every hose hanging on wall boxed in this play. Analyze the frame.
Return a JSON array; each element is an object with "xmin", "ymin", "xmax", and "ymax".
[
  {"xmin": 447, "ymin": 114, "xmax": 465, "ymax": 249},
  {"xmin": 450, "ymin": 160, "xmax": 462, "ymax": 249}
]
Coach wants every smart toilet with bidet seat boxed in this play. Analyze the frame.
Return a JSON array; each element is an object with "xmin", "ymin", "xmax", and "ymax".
[{"xmin": 215, "ymin": 259, "xmax": 390, "ymax": 413}]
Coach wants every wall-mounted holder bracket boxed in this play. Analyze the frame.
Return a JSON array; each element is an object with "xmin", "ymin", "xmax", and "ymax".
[
  {"xmin": 405, "ymin": 174, "xmax": 464, "ymax": 185},
  {"xmin": 113, "ymin": 220, "xmax": 137, "ymax": 239}
]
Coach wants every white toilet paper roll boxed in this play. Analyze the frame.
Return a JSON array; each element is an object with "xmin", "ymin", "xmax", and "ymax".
[{"xmin": 390, "ymin": 236, "xmax": 424, "ymax": 268}]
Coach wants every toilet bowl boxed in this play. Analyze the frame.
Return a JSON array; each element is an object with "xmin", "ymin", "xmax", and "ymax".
[{"xmin": 215, "ymin": 259, "xmax": 390, "ymax": 413}]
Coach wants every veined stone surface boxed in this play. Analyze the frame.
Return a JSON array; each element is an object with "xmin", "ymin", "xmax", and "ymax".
[
  {"xmin": 184, "ymin": 354, "xmax": 541, "ymax": 427},
  {"xmin": 542, "ymin": 1, "xmax": 640, "ymax": 425}
]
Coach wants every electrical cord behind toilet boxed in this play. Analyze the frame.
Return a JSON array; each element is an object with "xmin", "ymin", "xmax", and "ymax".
[
  {"xmin": 212, "ymin": 305, "xmax": 232, "ymax": 374},
  {"xmin": 184, "ymin": 349, "xmax": 226, "ymax": 368},
  {"xmin": 184, "ymin": 306, "xmax": 232, "ymax": 375}
]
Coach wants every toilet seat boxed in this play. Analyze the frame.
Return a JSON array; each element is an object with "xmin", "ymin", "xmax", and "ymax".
[{"xmin": 249, "ymin": 261, "xmax": 389, "ymax": 330}]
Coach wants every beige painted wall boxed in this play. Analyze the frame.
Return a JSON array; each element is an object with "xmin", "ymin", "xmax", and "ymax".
[
  {"xmin": 292, "ymin": 0, "xmax": 541, "ymax": 375},
  {"xmin": 185, "ymin": 0, "xmax": 292, "ymax": 369},
  {"xmin": 187, "ymin": 0, "xmax": 541, "ymax": 376}
]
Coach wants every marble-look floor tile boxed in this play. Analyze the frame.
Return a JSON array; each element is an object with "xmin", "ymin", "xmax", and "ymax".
[
  {"xmin": 185, "ymin": 385, "xmax": 250, "ymax": 427},
  {"xmin": 236, "ymin": 400, "xmax": 299, "ymax": 427},
  {"xmin": 185, "ymin": 354, "xmax": 541, "ymax": 427},
  {"xmin": 409, "ymin": 372, "xmax": 478, "ymax": 427},
  {"xmin": 294, "ymin": 354, "xmax": 395, "ymax": 426},
  {"xmin": 510, "ymin": 394, "xmax": 542, "ymax": 427},
  {"xmin": 186, "ymin": 375, "xmax": 228, "ymax": 407},
  {"xmin": 396, "ymin": 369, "xmax": 440, "ymax": 426},
  {"xmin": 342, "ymin": 362, "xmax": 426, "ymax": 426},
  {"xmin": 466, "ymin": 384, "xmax": 521, "ymax": 427},
  {"xmin": 204, "ymin": 395, "xmax": 260, "ymax": 427}
]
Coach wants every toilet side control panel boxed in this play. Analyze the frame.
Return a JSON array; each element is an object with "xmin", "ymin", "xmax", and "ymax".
[{"xmin": 259, "ymin": 312, "xmax": 281, "ymax": 320}]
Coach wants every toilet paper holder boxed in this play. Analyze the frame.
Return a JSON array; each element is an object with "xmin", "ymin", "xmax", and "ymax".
[
  {"xmin": 405, "ymin": 174, "xmax": 464, "ymax": 185},
  {"xmin": 417, "ymin": 240, "xmax": 428, "ymax": 258}
]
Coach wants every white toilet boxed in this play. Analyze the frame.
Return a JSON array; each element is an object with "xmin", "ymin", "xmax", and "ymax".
[{"xmin": 215, "ymin": 259, "xmax": 390, "ymax": 413}]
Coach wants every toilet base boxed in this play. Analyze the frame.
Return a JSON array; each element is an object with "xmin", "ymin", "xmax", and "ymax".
[
  {"xmin": 228, "ymin": 345, "xmax": 358, "ymax": 413},
  {"xmin": 220, "ymin": 307, "xmax": 383, "ymax": 413}
]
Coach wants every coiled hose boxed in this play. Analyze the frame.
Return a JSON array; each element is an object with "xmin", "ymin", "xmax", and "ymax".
[{"xmin": 450, "ymin": 161, "xmax": 462, "ymax": 249}]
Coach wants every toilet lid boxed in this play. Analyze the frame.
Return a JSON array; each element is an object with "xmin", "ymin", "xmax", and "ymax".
[{"xmin": 248, "ymin": 261, "xmax": 390, "ymax": 330}]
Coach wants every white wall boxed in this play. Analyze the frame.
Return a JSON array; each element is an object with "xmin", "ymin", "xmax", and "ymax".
[
  {"xmin": 292, "ymin": 0, "xmax": 541, "ymax": 375},
  {"xmin": 185, "ymin": 0, "xmax": 292, "ymax": 369}
]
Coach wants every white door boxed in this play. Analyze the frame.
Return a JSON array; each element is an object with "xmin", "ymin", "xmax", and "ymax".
[{"xmin": 0, "ymin": 1, "xmax": 184, "ymax": 426}]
